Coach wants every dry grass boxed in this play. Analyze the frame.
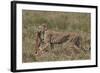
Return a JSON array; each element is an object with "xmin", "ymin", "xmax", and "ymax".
[{"xmin": 22, "ymin": 10, "xmax": 91, "ymax": 63}]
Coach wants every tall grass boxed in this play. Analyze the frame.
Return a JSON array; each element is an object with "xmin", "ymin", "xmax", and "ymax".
[{"xmin": 22, "ymin": 10, "xmax": 91, "ymax": 63}]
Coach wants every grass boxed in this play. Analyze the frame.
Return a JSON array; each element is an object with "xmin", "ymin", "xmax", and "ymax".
[{"xmin": 22, "ymin": 10, "xmax": 91, "ymax": 63}]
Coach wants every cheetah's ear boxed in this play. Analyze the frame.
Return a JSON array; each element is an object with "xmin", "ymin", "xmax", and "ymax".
[{"xmin": 42, "ymin": 23, "xmax": 48, "ymax": 31}]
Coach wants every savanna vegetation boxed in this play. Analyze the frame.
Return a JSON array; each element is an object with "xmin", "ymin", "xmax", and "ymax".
[{"xmin": 22, "ymin": 10, "xmax": 91, "ymax": 63}]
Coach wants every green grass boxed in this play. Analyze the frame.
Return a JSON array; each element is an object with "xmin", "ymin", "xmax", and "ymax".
[{"xmin": 22, "ymin": 10, "xmax": 91, "ymax": 63}]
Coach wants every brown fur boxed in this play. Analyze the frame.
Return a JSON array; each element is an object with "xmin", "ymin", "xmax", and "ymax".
[{"xmin": 34, "ymin": 31, "xmax": 42, "ymax": 54}]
